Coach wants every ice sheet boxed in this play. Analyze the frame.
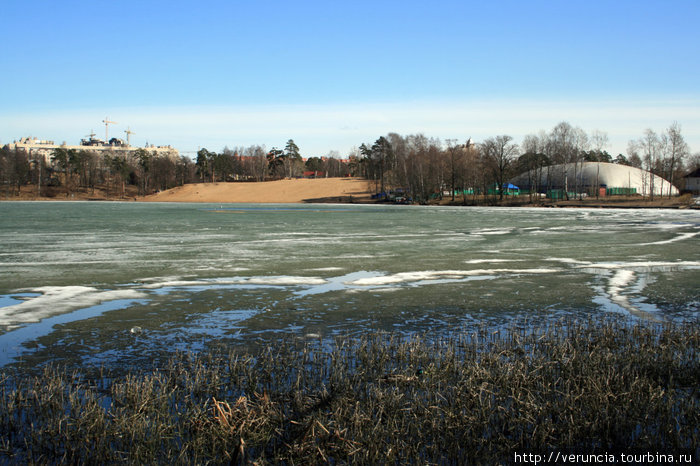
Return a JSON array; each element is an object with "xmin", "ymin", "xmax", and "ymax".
[{"xmin": 0, "ymin": 286, "xmax": 147, "ymax": 328}]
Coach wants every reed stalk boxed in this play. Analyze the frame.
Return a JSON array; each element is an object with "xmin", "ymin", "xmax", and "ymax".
[{"xmin": 0, "ymin": 316, "xmax": 697, "ymax": 464}]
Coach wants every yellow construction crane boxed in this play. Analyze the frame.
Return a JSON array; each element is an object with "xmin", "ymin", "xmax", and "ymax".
[
  {"xmin": 102, "ymin": 117, "xmax": 117, "ymax": 141},
  {"xmin": 124, "ymin": 127, "xmax": 135, "ymax": 146}
]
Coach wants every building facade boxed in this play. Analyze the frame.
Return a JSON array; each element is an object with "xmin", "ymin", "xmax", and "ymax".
[
  {"xmin": 684, "ymin": 168, "xmax": 700, "ymax": 194},
  {"xmin": 3, "ymin": 137, "xmax": 179, "ymax": 164}
]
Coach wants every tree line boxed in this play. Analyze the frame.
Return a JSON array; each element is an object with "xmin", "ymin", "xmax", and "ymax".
[
  {"xmin": 190, "ymin": 121, "xmax": 696, "ymax": 205},
  {"xmin": 1, "ymin": 121, "xmax": 696, "ymax": 200},
  {"xmin": 193, "ymin": 139, "xmax": 356, "ymax": 183},
  {"xmin": 0, "ymin": 146, "xmax": 197, "ymax": 198},
  {"xmin": 0, "ymin": 138, "xmax": 358, "ymax": 198},
  {"xmin": 355, "ymin": 122, "xmax": 695, "ymax": 204}
]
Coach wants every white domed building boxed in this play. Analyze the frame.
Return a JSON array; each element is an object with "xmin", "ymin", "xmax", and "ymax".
[{"xmin": 510, "ymin": 162, "xmax": 679, "ymax": 197}]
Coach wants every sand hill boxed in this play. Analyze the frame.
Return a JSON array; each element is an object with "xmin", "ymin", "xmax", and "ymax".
[{"xmin": 140, "ymin": 178, "xmax": 375, "ymax": 203}]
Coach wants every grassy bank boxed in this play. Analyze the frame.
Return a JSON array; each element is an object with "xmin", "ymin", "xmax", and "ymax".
[{"xmin": 1, "ymin": 317, "xmax": 698, "ymax": 464}]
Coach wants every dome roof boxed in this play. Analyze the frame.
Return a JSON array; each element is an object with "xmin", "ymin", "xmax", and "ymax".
[{"xmin": 511, "ymin": 162, "xmax": 678, "ymax": 196}]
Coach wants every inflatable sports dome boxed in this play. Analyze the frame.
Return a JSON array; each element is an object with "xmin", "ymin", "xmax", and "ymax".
[{"xmin": 510, "ymin": 162, "xmax": 678, "ymax": 197}]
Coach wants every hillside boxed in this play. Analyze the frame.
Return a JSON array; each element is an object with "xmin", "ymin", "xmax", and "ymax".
[{"xmin": 140, "ymin": 178, "xmax": 375, "ymax": 203}]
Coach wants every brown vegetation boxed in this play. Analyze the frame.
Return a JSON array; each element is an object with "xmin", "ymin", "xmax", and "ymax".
[
  {"xmin": 2, "ymin": 184, "xmax": 140, "ymax": 201},
  {"xmin": 1, "ymin": 317, "xmax": 697, "ymax": 463}
]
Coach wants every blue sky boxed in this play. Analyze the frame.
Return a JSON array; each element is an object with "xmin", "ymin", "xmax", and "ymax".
[{"xmin": 2, "ymin": 0, "xmax": 699, "ymax": 157}]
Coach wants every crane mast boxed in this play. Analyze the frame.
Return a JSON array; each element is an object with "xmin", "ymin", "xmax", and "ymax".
[
  {"xmin": 102, "ymin": 117, "xmax": 117, "ymax": 142},
  {"xmin": 124, "ymin": 127, "xmax": 135, "ymax": 146}
]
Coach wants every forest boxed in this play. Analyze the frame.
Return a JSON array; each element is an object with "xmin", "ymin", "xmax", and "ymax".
[{"xmin": 1, "ymin": 121, "xmax": 696, "ymax": 202}]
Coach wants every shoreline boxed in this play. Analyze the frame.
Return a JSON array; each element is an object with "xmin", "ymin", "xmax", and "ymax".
[{"xmin": 2, "ymin": 178, "xmax": 697, "ymax": 209}]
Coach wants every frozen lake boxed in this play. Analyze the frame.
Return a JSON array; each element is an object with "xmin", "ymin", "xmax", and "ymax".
[{"xmin": 1, "ymin": 202, "xmax": 698, "ymax": 370}]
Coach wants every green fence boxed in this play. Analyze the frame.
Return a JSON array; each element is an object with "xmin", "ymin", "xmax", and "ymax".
[
  {"xmin": 606, "ymin": 187, "xmax": 637, "ymax": 196},
  {"xmin": 547, "ymin": 189, "xmax": 577, "ymax": 199},
  {"xmin": 487, "ymin": 189, "xmax": 520, "ymax": 196}
]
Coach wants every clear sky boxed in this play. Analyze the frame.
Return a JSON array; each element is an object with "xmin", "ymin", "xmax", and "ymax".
[{"xmin": 2, "ymin": 0, "xmax": 699, "ymax": 158}]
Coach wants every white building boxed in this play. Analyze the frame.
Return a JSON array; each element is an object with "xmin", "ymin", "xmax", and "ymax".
[
  {"xmin": 3, "ymin": 136, "xmax": 179, "ymax": 164},
  {"xmin": 511, "ymin": 162, "xmax": 679, "ymax": 197},
  {"xmin": 684, "ymin": 168, "xmax": 700, "ymax": 194}
]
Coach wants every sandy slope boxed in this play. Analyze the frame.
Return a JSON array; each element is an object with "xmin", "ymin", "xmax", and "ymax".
[{"xmin": 140, "ymin": 178, "xmax": 375, "ymax": 203}]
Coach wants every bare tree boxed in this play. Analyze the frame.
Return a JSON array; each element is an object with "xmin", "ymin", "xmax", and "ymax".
[
  {"xmin": 462, "ymin": 139, "xmax": 481, "ymax": 204},
  {"xmin": 386, "ymin": 133, "xmax": 407, "ymax": 190},
  {"xmin": 687, "ymin": 152, "xmax": 700, "ymax": 172},
  {"xmin": 631, "ymin": 129, "xmax": 663, "ymax": 200},
  {"xmin": 549, "ymin": 122, "xmax": 589, "ymax": 198},
  {"xmin": 590, "ymin": 130, "xmax": 609, "ymax": 159},
  {"xmin": 1, "ymin": 147, "xmax": 30, "ymax": 196},
  {"xmin": 624, "ymin": 141, "xmax": 643, "ymax": 169},
  {"xmin": 482, "ymin": 135, "xmax": 519, "ymax": 201},
  {"xmin": 664, "ymin": 122, "xmax": 689, "ymax": 197},
  {"xmin": 550, "ymin": 122, "xmax": 576, "ymax": 165},
  {"xmin": 519, "ymin": 133, "xmax": 551, "ymax": 202},
  {"xmin": 445, "ymin": 139, "xmax": 464, "ymax": 201},
  {"xmin": 346, "ymin": 147, "xmax": 362, "ymax": 177},
  {"xmin": 587, "ymin": 131, "xmax": 608, "ymax": 198},
  {"xmin": 243, "ymin": 145, "xmax": 267, "ymax": 181},
  {"xmin": 397, "ymin": 133, "xmax": 443, "ymax": 204},
  {"xmin": 572, "ymin": 128, "xmax": 589, "ymax": 198},
  {"xmin": 406, "ymin": 134, "xmax": 430, "ymax": 203},
  {"xmin": 590, "ymin": 130, "xmax": 608, "ymax": 154}
]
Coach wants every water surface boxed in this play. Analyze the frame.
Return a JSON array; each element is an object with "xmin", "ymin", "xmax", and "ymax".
[{"xmin": 1, "ymin": 202, "xmax": 698, "ymax": 370}]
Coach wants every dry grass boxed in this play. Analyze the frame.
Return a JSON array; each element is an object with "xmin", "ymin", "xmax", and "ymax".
[{"xmin": 1, "ymin": 317, "xmax": 698, "ymax": 464}]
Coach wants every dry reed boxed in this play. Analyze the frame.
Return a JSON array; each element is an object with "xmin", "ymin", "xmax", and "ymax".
[{"xmin": 0, "ymin": 316, "xmax": 697, "ymax": 464}]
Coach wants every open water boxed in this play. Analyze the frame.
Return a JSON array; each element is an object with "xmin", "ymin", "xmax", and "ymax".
[{"xmin": 0, "ymin": 201, "xmax": 698, "ymax": 370}]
